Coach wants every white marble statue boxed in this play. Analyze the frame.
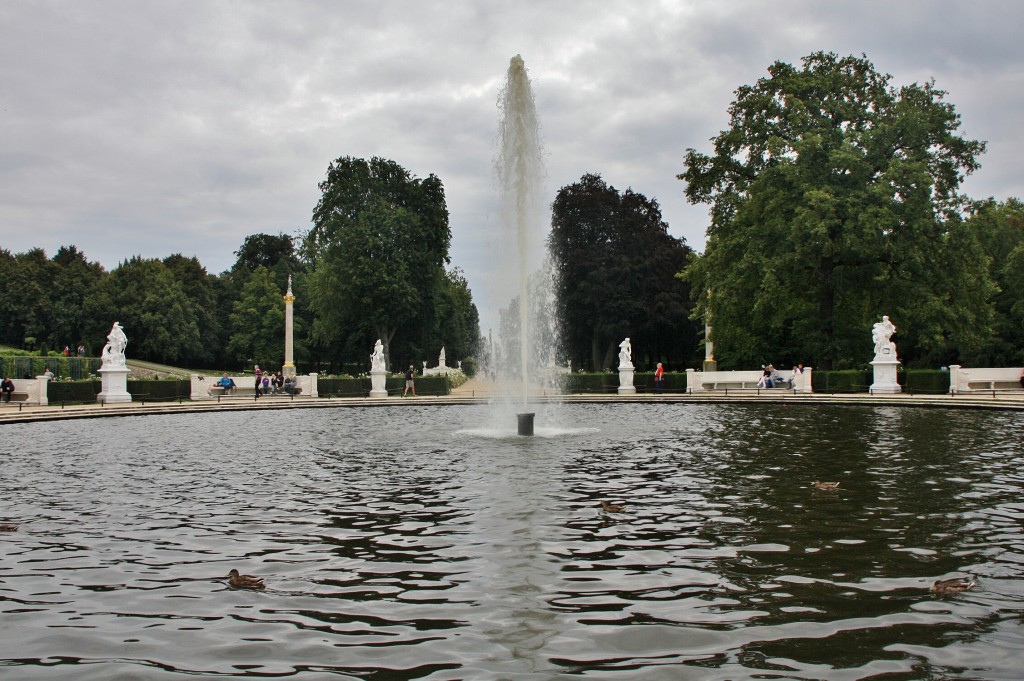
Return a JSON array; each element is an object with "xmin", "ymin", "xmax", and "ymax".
[
  {"xmin": 101, "ymin": 322, "xmax": 128, "ymax": 367},
  {"xmin": 872, "ymin": 315, "xmax": 897, "ymax": 358},
  {"xmin": 439, "ymin": 346, "xmax": 446, "ymax": 367},
  {"xmin": 618, "ymin": 337, "xmax": 633, "ymax": 368},
  {"xmin": 370, "ymin": 339, "xmax": 385, "ymax": 372}
]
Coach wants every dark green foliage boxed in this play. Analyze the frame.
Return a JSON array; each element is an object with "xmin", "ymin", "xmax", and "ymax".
[
  {"xmin": 811, "ymin": 370, "xmax": 873, "ymax": 393},
  {"xmin": 227, "ymin": 267, "xmax": 288, "ymax": 367},
  {"xmin": 549, "ymin": 174, "xmax": 699, "ymax": 371},
  {"xmin": 305, "ymin": 156, "xmax": 477, "ymax": 373},
  {"xmin": 681, "ymin": 52, "xmax": 992, "ymax": 369},
  {"xmin": 460, "ymin": 356, "xmax": 478, "ymax": 378},
  {"xmin": 82, "ymin": 256, "xmax": 203, "ymax": 365},
  {"xmin": 45, "ymin": 380, "xmax": 100, "ymax": 404},
  {"xmin": 559, "ymin": 373, "xmax": 620, "ymax": 394},
  {"xmin": 125, "ymin": 380, "xmax": 191, "ymax": 402},
  {"xmin": 317, "ymin": 375, "xmax": 451, "ymax": 397},
  {"xmin": 559, "ymin": 371, "xmax": 689, "ymax": 394},
  {"xmin": 902, "ymin": 370, "xmax": 951, "ymax": 394}
]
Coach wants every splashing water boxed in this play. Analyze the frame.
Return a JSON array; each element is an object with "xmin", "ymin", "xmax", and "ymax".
[{"xmin": 495, "ymin": 55, "xmax": 546, "ymax": 409}]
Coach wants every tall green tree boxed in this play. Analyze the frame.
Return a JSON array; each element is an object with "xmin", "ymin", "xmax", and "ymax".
[
  {"xmin": 48, "ymin": 246, "xmax": 105, "ymax": 354},
  {"xmin": 0, "ymin": 248, "xmax": 55, "ymax": 349},
  {"xmin": 549, "ymin": 173, "xmax": 697, "ymax": 370},
  {"xmin": 163, "ymin": 254, "xmax": 221, "ymax": 366},
  {"xmin": 968, "ymin": 198, "xmax": 1024, "ymax": 365},
  {"xmin": 680, "ymin": 52, "xmax": 991, "ymax": 369},
  {"xmin": 226, "ymin": 266, "xmax": 289, "ymax": 368},
  {"xmin": 305, "ymin": 156, "xmax": 454, "ymax": 370},
  {"xmin": 84, "ymin": 257, "xmax": 202, "ymax": 364}
]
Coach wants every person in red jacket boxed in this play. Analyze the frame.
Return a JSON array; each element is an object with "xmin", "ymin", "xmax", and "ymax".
[{"xmin": 654, "ymin": 362, "xmax": 665, "ymax": 394}]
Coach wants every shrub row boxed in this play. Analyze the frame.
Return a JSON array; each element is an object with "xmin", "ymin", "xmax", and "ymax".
[
  {"xmin": 317, "ymin": 375, "xmax": 451, "ymax": 398},
  {"xmin": 45, "ymin": 380, "xmax": 193, "ymax": 404},
  {"xmin": 560, "ymin": 372, "xmax": 689, "ymax": 394},
  {"xmin": 0, "ymin": 355, "xmax": 102, "ymax": 380},
  {"xmin": 811, "ymin": 369, "xmax": 950, "ymax": 394}
]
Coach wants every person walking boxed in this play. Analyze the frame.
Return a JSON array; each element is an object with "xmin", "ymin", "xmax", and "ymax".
[
  {"xmin": 403, "ymin": 365, "xmax": 416, "ymax": 397},
  {"xmin": 654, "ymin": 362, "xmax": 665, "ymax": 394}
]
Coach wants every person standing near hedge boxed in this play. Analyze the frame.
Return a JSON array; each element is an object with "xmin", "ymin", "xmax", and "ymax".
[
  {"xmin": 654, "ymin": 363, "xmax": 664, "ymax": 394},
  {"xmin": 403, "ymin": 365, "xmax": 416, "ymax": 397}
]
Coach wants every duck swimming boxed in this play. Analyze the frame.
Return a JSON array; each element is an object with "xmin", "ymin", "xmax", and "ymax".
[
  {"xmin": 227, "ymin": 569, "xmax": 265, "ymax": 590},
  {"xmin": 600, "ymin": 500, "xmax": 625, "ymax": 514},
  {"xmin": 812, "ymin": 481, "xmax": 840, "ymax": 490},
  {"xmin": 930, "ymin": 577, "xmax": 974, "ymax": 595},
  {"xmin": 0, "ymin": 524, "xmax": 18, "ymax": 532}
]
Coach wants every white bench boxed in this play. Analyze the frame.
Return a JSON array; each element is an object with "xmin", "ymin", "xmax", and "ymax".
[
  {"xmin": 948, "ymin": 365, "xmax": 1023, "ymax": 393},
  {"xmin": 2, "ymin": 377, "xmax": 50, "ymax": 406},
  {"xmin": 687, "ymin": 368, "xmax": 813, "ymax": 393},
  {"xmin": 190, "ymin": 373, "xmax": 318, "ymax": 400}
]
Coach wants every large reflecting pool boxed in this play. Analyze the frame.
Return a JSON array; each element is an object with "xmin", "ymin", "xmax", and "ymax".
[{"xmin": 0, "ymin": 403, "xmax": 1021, "ymax": 680}]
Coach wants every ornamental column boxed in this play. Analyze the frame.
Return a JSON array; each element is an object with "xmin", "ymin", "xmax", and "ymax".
[{"xmin": 283, "ymin": 276, "xmax": 296, "ymax": 378}]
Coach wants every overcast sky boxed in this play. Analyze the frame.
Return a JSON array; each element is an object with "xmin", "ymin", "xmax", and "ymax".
[{"xmin": 2, "ymin": 1, "xmax": 1022, "ymax": 333}]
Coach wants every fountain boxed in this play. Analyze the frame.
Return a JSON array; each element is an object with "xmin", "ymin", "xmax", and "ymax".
[{"xmin": 495, "ymin": 55, "xmax": 546, "ymax": 436}]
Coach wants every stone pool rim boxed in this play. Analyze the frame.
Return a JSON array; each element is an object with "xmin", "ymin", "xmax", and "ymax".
[{"xmin": 2, "ymin": 390, "xmax": 1023, "ymax": 425}]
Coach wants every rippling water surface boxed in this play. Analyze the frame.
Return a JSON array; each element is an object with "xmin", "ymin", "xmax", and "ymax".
[{"xmin": 1, "ymin": 403, "xmax": 1022, "ymax": 680}]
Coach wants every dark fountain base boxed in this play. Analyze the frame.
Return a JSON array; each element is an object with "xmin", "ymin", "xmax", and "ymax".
[{"xmin": 517, "ymin": 413, "xmax": 535, "ymax": 437}]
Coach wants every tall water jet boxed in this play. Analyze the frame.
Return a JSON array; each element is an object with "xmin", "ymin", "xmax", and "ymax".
[{"xmin": 495, "ymin": 55, "xmax": 545, "ymax": 434}]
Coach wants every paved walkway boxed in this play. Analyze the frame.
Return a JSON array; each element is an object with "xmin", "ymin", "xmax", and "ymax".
[{"xmin": 2, "ymin": 384, "xmax": 1023, "ymax": 425}]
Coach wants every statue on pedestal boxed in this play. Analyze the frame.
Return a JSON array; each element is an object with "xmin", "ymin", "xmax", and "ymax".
[
  {"xmin": 618, "ymin": 337, "xmax": 633, "ymax": 369},
  {"xmin": 370, "ymin": 339, "xmax": 386, "ymax": 372},
  {"xmin": 101, "ymin": 322, "xmax": 128, "ymax": 367},
  {"xmin": 872, "ymin": 315, "xmax": 897, "ymax": 359}
]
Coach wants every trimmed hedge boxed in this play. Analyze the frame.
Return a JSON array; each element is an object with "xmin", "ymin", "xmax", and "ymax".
[
  {"xmin": 811, "ymin": 369, "xmax": 950, "ymax": 394},
  {"xmin": 559, "ymin": 372, "xmax": 688, "ymax": 394},
  {"xmin": 45, "ymin": 379, "xmax": 192, "ymax": 404},
  {"xmin": 812, "ymin": 370, "xmax": 872, "ymax": 393},
  {"xmin": 46, "ymin": 380, "xmax": 101, "ymax": 403},
  {"xmin": 317, "ymin": 375, "xmax": 451, "ymax": 397},
  {"xmin": 0, "ymin": 355, "xmax": 101, "ymax": 380},
  {"xmin": 126, "ymin": 380, "xmax": 191, "ymax": 402},
  {"xmin": 902, "ymin": 369, "xmax": 950, "ymax": 394}
]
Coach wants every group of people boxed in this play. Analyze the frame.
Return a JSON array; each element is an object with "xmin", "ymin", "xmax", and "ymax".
[
  {"xmin": 61, "ymin": 344, "xmax": 85, "ymax": 357},
  {"xmin": 215, "ymin": 367, "xmax": 295, "ymax": 396},
  {"xmin": 252, "ymin": 365, "xmax": 293, "ymax": 396},
  {"xmin": 757, "ymin": 363, "xmax": 804, "ymax": 389}
]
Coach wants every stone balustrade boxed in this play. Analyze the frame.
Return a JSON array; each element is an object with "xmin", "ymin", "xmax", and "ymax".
[
  {"xmin": 190, "ymin": 373, "xmax": 318, "ymax": 400},
  {"xmin": 686, "ymin": 367, "xmax": 813, "ymax": 393},
  {"xmin": 948, "ymin": 365, "xmax": 1023, "ymax": 393}
]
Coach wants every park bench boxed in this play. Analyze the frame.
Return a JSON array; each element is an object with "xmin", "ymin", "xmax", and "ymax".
[
  {"xmin": 207, "ymin": 384, "xmax": 301, "ymax": 398},
  {"xmin": 948, "ymin": 365, "xmax": 1023, "ymax": 393},
  {"xmin": 686, "ymin": 367, "xmax": 813, "ymax": 393}
]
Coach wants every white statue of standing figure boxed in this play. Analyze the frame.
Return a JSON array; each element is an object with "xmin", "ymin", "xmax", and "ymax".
[
  {"xmin": 370, "ymin": 339, "xmax": 385, "ymax": 372},
  {"xmin": 101, "ymin": 322, "xmax": 128, "ymax": 367},
  {"xmin": 618, "ymin": 337, "xmax": 633, "ymax": 368},
  {"xmin": 439, "ymin": 346, "xmax": 446, "ymax": 367},
  {"xmin": 871, "ymin": 315, "xmax": 897, "ymax": 358}
]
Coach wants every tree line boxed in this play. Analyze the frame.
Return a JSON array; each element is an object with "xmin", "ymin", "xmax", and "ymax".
[
  {"xmin": 4, "ymin": 52, "xmax": 1022, "ymax": 375},
  {"xmin": 0, "ymin": 158, "xmax": 481, "ymax": 375}
]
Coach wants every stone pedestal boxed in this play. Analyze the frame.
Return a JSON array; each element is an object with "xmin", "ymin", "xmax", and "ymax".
[
  {"xmin": 703, "ymin": 358, "xmax": 717, "ymax": 372},
  {"xmin": 369, "ymin": 369, "xmax": 388, "ymax": 398},
  {"xmin": 97, "ymin": 366, "xmax": 132, "ymax": 403},
  {"xmin": 617, "ymin": 366, "xmax": 636, "ymax": 395},
  {"xmin": 870, "ymin": 356, "xmax": 902, "ymax": 394}
]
